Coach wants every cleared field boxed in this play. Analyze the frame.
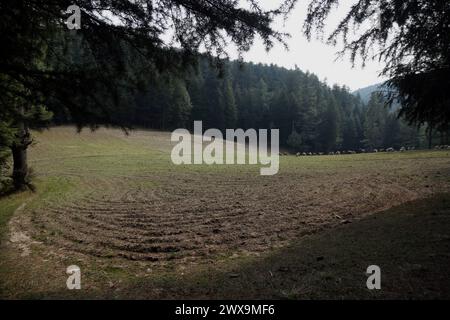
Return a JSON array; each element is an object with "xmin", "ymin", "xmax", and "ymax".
[{"xmin": 0, "ymin": 126, "xmax": 449, "ymax": 298}]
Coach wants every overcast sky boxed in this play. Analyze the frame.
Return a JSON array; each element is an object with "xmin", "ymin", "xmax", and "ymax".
[{"xmin": 228, "ymin": 1, "xmax": 387, "ymax": 91}]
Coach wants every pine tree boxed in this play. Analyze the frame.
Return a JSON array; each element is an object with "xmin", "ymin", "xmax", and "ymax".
[
  {"xmin": 363, "ymin": 93, "xmax": 388, "ymax": 149},
  {"xmin": 287, "ymin": 128, "xmax": 303, "ymax": 151},
  {"xmin": 318, "ymin": 101, "xmax": 338, "ymax": 152},
  {"xmin": 223, "ymin": 79, "xmax": 237, "ymax": 129},
  {"xmin": 166, "ymin": 80, "xmax": 192, "ymax": 129},
  {"xmin": 304, "ymin": 0, "xmax": 450, "ymax": 128}
]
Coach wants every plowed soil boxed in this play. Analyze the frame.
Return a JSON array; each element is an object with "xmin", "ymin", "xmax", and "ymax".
[{"xmin": 1, "ymin": 127, "xmax": 449, "ymax": 298}]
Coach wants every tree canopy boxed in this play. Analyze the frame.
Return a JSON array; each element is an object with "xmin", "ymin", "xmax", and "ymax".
[
  {"xmin": 3, "ymin": 0, "xmax": 449, "ymax": 130},
  {"xmin": 0, "ymin": 0, "xmax": 292, "ymax": 190},
  {"xmin": 302, "ymin": 0, "xmax": 450, "ymax": 127},
  {"xmin": 0, "ymin": 0, "xmax": 292, "ymax": 127}
]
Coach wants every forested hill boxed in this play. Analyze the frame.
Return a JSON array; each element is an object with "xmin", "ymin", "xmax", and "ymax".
[
  {"xmin": 353, "ymin": 83, "xmax": 401, "ymax": 113},
  {"xmin": 55, "ymin": 59, "xmax": 424, "ymax": 152},
  {"xmin": 353, "ymin": 84, "xmax": 383, "ymax": 104}
]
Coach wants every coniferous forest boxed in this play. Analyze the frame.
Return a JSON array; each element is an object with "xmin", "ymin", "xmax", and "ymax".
[{"xmin": 52, "ymin": 58, "xmax": 431, "ymax": 153}]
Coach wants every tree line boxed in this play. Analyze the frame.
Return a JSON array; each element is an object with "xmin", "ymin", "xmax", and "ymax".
[
  {"xmin": 1, "ymin": 0, "xmax": 448, "ymax": 191},
  {"xmin": 51, "ymin": 58, "xmax": 437, "ymax": 153}
]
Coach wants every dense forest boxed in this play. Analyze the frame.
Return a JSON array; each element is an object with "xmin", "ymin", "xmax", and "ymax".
[
  {"xmin": 2, "ymin": 0, "xmax": 449, "ymax": 192},
  {"xmin": 53, "ymin": 59, "xmax": 433, "ymax": 153}
]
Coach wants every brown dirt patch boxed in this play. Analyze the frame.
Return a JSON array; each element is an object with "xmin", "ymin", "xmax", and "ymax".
[{"xmin": 18, "ymin": 166, "xmax": 446, "ymax": 266}]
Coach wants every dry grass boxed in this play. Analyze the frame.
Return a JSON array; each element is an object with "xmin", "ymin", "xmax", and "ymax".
[{"xmin": 0, "ymin": 126, "xmax": 449, "ymax": 299}]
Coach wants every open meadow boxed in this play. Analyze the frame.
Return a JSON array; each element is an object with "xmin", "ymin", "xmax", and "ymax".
[{"xmin": 1, "ymin": 126, "xmax": 449, "ymax": 299}]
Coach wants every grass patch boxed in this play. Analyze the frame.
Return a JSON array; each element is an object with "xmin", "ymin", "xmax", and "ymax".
[
  {"xmin": 0, "ymin": 191, "xmax": 33, "ymax": 241},
  {"xmin": 0, "ymin": 177, "xmax": 75, "ymax": 242}
]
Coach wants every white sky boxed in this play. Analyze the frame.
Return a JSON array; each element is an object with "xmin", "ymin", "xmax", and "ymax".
[{"xmin": 227, "ymin": 0, "xmax": 387, "ymax": 91}]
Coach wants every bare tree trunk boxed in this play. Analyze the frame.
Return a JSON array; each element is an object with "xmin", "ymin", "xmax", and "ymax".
[
  {"xmin": 11, "ymin": 106, "xmax": 32, "ymax": 190},
  {"xmin": 11, "ymin": 144, "xmax": 27, "ymax": 190}
]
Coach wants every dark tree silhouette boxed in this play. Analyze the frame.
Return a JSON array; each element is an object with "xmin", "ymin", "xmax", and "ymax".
[{"xmin": 302, "ymin": 0, "xmax": 450, "ymax": 128}]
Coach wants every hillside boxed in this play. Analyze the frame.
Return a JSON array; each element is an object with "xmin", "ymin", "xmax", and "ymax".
[{"xmin": 353, "ymin": 83, "xmax": 383, "ymax": 104}]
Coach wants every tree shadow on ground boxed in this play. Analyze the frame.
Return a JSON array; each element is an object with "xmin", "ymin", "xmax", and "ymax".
[
  {"xmin": 124, "ymin": 194, "xmax": 450, "ymax": 300},
  {"xmin": 5, "ymin": 194, "xmax": 450, "ymax": 300}
]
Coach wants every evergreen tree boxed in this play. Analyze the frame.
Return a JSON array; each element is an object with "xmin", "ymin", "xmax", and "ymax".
[
  {"xmin": 166, "ymin": 79, "xmax": 192, "ymax": 129},
  {"xmin": 303, "ymin": 0, "xmax": 450, "ymax": 128},
  {"xmin": 287, "ymin": 128, "xmax": 303, "ymax": 151},
  {"xmin": 318, "ymin": 101, "xmax": 338, "ymax": 152},
  {"xmin": 363, "ymin": 93, "xmax": 389, "ymax": 149},
  {"xmin": 223, "ymin": 79, "xmax": 237, "ymax": 129}
]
